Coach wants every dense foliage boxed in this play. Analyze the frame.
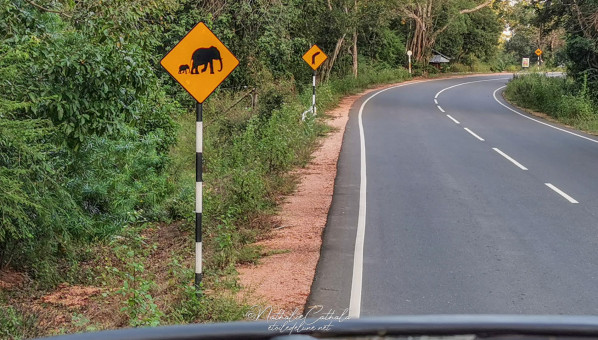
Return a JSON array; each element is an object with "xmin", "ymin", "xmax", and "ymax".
[
  {"xmin": 0, "ymin": 0, "xmax": 510, "ymax": 285},
  {"xmin": 559, "ymin": 0, "xmax": 598, "ymax": 100},
  {"xmin": 0, "ymin": 0, "xmax": 179, "ymax": 281},
  {"xmin": 502, "ymin": 0, "xmax": 598, "ymax": 139},
  {"xmin": 504, "ymin": 0, "xmax": 598, "ymax": 100},
  {"xmin": 506, "ymin": 73, "xmax": 596, "ymax": 121}
]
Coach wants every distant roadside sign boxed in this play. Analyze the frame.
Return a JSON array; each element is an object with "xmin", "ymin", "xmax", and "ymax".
[
  {"xmin": 302, "ymin": 45, "xmax": 328, "ymax": 70},
  {"xmin": 407, "ymin": 50, "xmax": 412, "ymax": 56},
  {"xmin": 522, "ymin": 58, "xmax": 530, "ymax": 68},
  {"xmin": 535, "ymin": 49, "xmax": 543, "ymax": 56},
  {"xmin": 161, "ymin": 22, "xmax": 239, "ymax": 103}
]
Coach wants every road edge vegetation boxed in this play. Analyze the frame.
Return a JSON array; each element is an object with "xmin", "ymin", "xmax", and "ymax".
[
  {"xmin": 504, "ymin": 73, "xmax": 598, "ymax": 135},
  {"xmin": 1, "ymin": 61, "xmax": 415, "ymax": 338}
]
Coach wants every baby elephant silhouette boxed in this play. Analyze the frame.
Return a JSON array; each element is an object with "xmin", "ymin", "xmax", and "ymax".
[
  {"xmin": 178, "ymin": 64, "xmax": 190, "ymax": 74},
  {"xmin": 191, "ymin": 46, "xmax": 222, "ymax": 74}
]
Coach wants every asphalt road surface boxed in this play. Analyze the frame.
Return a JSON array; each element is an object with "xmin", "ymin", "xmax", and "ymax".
[{"xmin": 307, "ymin": 74, "xmax": 598, "ymax": 318}]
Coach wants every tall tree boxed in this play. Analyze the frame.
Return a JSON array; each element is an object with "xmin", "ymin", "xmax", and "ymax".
[
  {"xmin": 435, "ymin": 7, "xmax": 502, "ymax": 63},
  {"xmin": 352, "ymin": 0, "xmax": 359, "ymax": 77},
  {"xmin": 564, "ymin": 0, "xmax": 598, "ymax": 95},
  {"xmin": 316, "ymin": 0, "xmax": 396, "ymax": 81},
  {"xmin": 399, "ymin": 0, "xmax": 494, "ymax": 62},
  {"xmin": 524, "ymin": 0, "xmax": 594, "ymax": 91}
]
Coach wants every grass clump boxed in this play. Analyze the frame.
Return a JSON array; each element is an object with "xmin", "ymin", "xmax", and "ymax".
[
  {"xmin": 505, "ymin": 73, "xmax": 598, "ymax": 132},
  {"xmin": 0, "ymin": 305, "xmax": 39, "ymax": 340}
]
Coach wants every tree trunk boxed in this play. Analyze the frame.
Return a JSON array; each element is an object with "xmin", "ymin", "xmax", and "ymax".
[
  {"xmin": 323, "ymin": 34, "xmax": 346, "ymax": 82},
  {"xmin": 409, "ymin": 18, "xmax": 429, "ymax": 62},
  {"xmin": 406, "ymin": 3, "xmax": 431, "ymax": 62},
  {"xmin": 351, "ymin": 0, "xmax": 358, "ymax": 78},
  {"xmin": 352, "ymin": 29, "xmax": 358, "ymax": 78}
]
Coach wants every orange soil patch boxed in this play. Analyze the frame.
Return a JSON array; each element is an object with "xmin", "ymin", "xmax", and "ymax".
[
  {"xmin": 26, "ymin": 283, "xmax": 115, "ymax": 336},
  {"xmin": 40, "ymin": 283, "xmax": 102, "ymax": 309},
  {"xmin": 0, "ymin": 269, "xmax": 27, "ymax": 290}
]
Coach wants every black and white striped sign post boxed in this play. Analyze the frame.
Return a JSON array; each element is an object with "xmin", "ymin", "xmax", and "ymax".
[
  {"xmin": 302, "ymin": 45, "xmax": 328, "ymax": 120},
  {"xmin": 160, "ymin": 22, "xmax": 239, "ymax": 292},
  {"xmin": 312, "ymin": 70, "xmax": 317, "ymax": 115},
  {"xmin": 195, "ymin": 102, "xmax": 203, "ymax": 289}
]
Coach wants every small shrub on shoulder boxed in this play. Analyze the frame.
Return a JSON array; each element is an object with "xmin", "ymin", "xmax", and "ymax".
[{"xmin": 505, "ymin": 73, "xmax": 598, "ymax": 133}]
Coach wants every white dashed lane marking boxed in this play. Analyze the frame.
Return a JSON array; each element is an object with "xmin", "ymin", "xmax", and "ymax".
[
  {"xmin": 545, "ymin": 183, "xmax": 579, "ymax": 204},
  {"xmin": 446, "ymin": 115, "xmax": 460, "ymax": 124},
  {"xmin": 464, "ymin": 127, "xmax": 485, "ymax": 141},
  {"xmin": 493, "ymin": 148, "xmax": 528, "ymax": 170}
]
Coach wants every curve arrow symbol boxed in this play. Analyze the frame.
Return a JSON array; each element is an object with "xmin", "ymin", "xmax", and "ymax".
[{"xmin": 312, "ymin": 52, "xmax": 321, "ymax": 64}]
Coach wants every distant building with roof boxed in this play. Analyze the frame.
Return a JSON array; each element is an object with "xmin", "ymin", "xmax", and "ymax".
[{"xmin": 429, "ymin": 50, "xmax": 451, "ymax": 69}]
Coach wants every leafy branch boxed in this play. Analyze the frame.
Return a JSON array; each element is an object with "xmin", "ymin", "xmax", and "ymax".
[{"xmin": 24, "ymin": 0, "xmax": 72, "ymax": 18}]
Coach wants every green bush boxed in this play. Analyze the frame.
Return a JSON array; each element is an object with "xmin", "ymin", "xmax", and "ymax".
[
  {"xmin": 327, "ymin": 61, "xmax": 411, "ymax": 96},
  {"xmin": 559, "ymin": 94, "xmax": 595, "ymax": 120},
  {"xmin": 505, "ymin": 73, "xmax": 598, "ymax": 127},
  {"xmin": 0, "ymin": 305, "xmax": 39, "ymax": 339},
  {"xmin": 505, "ymin": 74, "xmax": 567, "ymax": 113},
  {"xmin": 0, "ymin": 118, "xmax": 89, "ymax": 281},
  {"xmin": 506, "ymin": 65, "xmax": 520, "ymax": 72},
  {"xmin": 448, "ymin": 63, "xmax": 471, "ymax": 73},
  {"xmin": 67, "ymin": 127, "xmax": 173, "ymax": 237},
  {"xmin": 424, "ymin": 65, "xmax": 440, "ymax": 74},
  {"xmin": 469, "ymin": 58, "xmax": 493, "ymax": 73},
  {"xmin": 0, "ymin": 0, "xmax": 179, "ymax": 284},
  {"xmin": 375, "ymin": 28, "xmax": 407, "ymax": 67}
]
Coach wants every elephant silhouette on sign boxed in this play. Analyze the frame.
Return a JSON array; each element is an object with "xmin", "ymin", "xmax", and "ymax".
[
  {"xmin": 178, "ymin": 64, "xmax": 190, "ymax": 74},
  {"xmin": 191, "ymin": 46, "xmax": 222, "ymax": 75}
]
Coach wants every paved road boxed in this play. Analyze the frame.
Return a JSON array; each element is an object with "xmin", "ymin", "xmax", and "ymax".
[{"xmin": 307, "ymin": 74, "xmax": 598, "ymax": 317}]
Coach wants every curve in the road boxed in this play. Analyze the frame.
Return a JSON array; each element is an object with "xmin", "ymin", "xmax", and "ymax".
[
  {"xmin": 350, "ymin": 76, "xmax": 513, "ymax": 318},
  {"xmin": 434, "ymin": 79, "xmax": 598, "ymax": 204},
  {"xmin": 342, "ymin": 74, "xmax": 598, "ymax": 317},
  {"xmin": 491, "ymin": 86, "xmax": 598, "ymax": 145}
]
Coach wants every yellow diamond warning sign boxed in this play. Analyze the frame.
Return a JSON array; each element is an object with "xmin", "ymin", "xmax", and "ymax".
[
  {"xmin": 535, "ymin": 49, "xmax": 543, "ymax": 56},
  {"xmin": 302, "ymin": 45, "xmax": 328, "ymax": 70},
  {"xmin": 161, "ymin": 22, "xmax": 238, "ymax": 103}
]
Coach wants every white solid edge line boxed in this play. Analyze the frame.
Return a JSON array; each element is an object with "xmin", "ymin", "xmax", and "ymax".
[
  {"xmin": 493, "ymin": 147, "xmax": 528, "ymax": 170},
  {"xmin": 446, "ymin": 114, "xmax": 460, "ymax": 124},
  {"xmin": 464, "ymin": 127, "xmax": 485, "ymax": 141},
  {"xmin": 350, "ymin": 75, "xmax": 506, "ymax": 319},
  {"xmin": 545, "ymin": 183, "xmax": 579, "ymax": 203},
  {"xmin": 435, "ymin": 77, "xmax": 509, "ymax": 99},
  {"xmin": 493, "ymin": 86, "xmax": 598, "ymax": 144},
  {"xmin": 437, "ymin": 105, "xmax": 445, "ymax": 113}
]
